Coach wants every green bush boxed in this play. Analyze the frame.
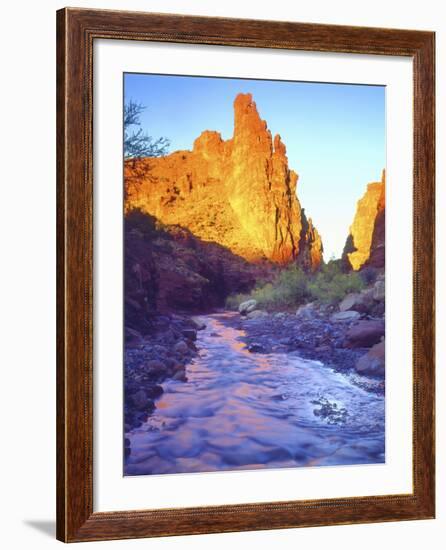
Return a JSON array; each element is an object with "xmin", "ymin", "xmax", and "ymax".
[
  {"xmin": 226, "ymin": 261, "xmax": 366, "ymax": 311},
  {"xmin": 307, "ymin": 262, "xmax": 364, "ymax": 304},
  {"xmin": 225, "ymin": 265, "xmax": 309, "ymax": 312}
]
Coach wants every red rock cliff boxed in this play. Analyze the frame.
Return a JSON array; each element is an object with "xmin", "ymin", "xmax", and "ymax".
[
  {"xmin": 125, "ymin": 93, "xmax": 323, "ymax": 268},
  {"xmin": 343, "ymin": 170, "xmax": 385, "ymax": 270}
]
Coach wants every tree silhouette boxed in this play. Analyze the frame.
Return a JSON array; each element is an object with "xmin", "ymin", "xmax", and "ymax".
[
  {"xmin": 124, "ymin": 101, "xmax": 170, "ymax": 199},
  {"xmin": 124, "ymin": 100, "xmax": 170, "ymax": 159}
]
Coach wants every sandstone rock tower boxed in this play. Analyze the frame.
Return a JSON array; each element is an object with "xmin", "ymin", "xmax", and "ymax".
[
  {"xmin": 125, "ymin": 93, "xmax": 323, "ymax": 268},
  {"xmin": 343, "ymin": 170, "xmax": 385, "ymax": 270}
]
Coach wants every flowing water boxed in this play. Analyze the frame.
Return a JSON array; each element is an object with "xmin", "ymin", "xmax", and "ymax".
[{"xmin": 125, "ymin": 313, "xmax": 385, "ymax": 476}]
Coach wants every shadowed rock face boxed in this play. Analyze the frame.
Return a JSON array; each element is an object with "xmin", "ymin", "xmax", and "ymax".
[
  {"xmin": 124, "ymin": 210, "xmax": 269, "ymax": 322},
  {"xmin": 125, "ymin": 93, "xmax": 322, "ymax": 268},
  {"xmin": 343, "ymin": 170, "xmax": 385, "ymax": 271}
]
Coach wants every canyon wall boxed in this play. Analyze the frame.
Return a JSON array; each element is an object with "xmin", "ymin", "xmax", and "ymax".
[
  {"xmin": 343, "ymin": 170, "xmax": 385, "ymax": 271},
  {"xmin": 125, "ymin": 93, "xmax": 322, "ymax": 269}
]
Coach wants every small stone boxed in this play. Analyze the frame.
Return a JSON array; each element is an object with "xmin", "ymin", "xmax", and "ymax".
[
  {"xmin": 275, "ymin": 312, "xmax": 288, "ymax": 319},
  {"xmin": 173, "ymin": 340, "xmax": 189, "ymax": 355},
  {"xmin": 182, "ymin": 329, "xmax": 197, "ymax": 341},
  {"xmin": 152, "ymin": 344, "xmax": 168, "ymax": 356}
]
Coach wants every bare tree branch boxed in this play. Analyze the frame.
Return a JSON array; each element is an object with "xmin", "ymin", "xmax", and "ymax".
[{"xmin": 124, "ymin": 100, "xmax": 170, "ymax": 160}]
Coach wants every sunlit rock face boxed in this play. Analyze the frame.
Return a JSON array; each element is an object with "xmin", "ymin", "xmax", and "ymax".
[
  {"xmin": 125, "ymin": 93, "xmax": 323, "ymax": 268},
  {"xmin": 343, "ymin": 170, "xmax": 385, "ymax": 271}
]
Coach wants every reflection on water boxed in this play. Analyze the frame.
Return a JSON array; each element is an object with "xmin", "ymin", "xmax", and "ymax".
[{"xmin": 125, "ymin": 313, "xmax": 385, "ymax": 476}]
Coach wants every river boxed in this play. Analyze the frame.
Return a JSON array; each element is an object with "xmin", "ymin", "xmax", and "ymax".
[{"xmin": 125, "ymin": 313, "xmax": 385, "ymax": 476}]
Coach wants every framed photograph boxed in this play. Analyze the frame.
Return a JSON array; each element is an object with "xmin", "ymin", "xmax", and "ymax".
[{"xmin": 56, "ymin": 8, "xmax": 435, "ymax": 542}]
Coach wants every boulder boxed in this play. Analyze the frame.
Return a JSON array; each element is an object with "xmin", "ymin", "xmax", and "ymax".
[
  {"xmin": 339, "ymin": 293, "xmax": 360, "ymax": 312},
  {"xmin": 239, "ymin": 299, "xmax": 257, "ymax": 315},
  {"xmin": 330, "ymin": 311, "xmax": 361, "ymax": 322},
  {"xmin": 339, "ymin": 289, "xmax": 374, "ymax": 313},
  {"xmin": 373, "ymin": 280, "xmax": 385, "ymax": 301},
  {"xmin": 355, "ymin": 340, "xmax": 385, "ymax": 376},
  {"xmin": 246, "ymin": 309, "xmax": 268, "ymax": 320},
  {"xmin": 345, "ymin": 320, "xmax": 385, "ymax": 348}
]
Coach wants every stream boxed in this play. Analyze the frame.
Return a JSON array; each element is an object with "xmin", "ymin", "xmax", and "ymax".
[{"xmin": 125, "ymin": 312, "xmax": 385, "ymax": 476}]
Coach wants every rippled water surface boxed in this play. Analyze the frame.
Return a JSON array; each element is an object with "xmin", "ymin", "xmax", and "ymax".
[{"xmin": 125, "ymin": 313, "xmax": 385, "ymax": 475}]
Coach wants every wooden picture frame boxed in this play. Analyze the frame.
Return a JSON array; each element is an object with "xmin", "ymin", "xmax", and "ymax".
[{"xmin": 56, "ymin": 7, "xmax": 435, "ymax": 542}]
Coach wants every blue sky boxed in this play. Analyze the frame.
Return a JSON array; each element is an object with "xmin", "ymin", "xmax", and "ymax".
[{"xmin": 124, "ymin": 73, "xmax": 385, "ymax": 259}]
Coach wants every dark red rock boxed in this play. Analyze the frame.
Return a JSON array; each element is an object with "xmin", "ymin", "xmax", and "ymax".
[
  {"xmin": 344, "ymin": 320, "xmax": 385, "ymax": 348},
  {"xmin": 355, "ymin": 340, "xmax": 385, "ymax": 376}
]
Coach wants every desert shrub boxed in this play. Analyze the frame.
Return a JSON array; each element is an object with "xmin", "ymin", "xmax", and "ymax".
[
  {"xmin": 226, "ymin": 261, "xmax": 366, "ymax": 312},
  {"xmin": 126, "ymin": 208, "xmax": 157, "ymax": 236},
  {"xmin": 225, "ymin": 265, "xmax": 309, "ymax": 311},
  {"xmin": 359, "ymin": 266, "xmax": 378, "ymax": 285},
  {"xmin": 307, "ymin": 262, "xmax": 364, "ymax": 304}
]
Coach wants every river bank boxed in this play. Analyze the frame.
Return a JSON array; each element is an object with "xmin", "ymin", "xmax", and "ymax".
[
  {"xmin": 220, "ymin": 308, "xmax": 385, "ymax": 395},
  {"xmin": 124, "ymin": 314, "xmax": 204, "ymax": 455}
]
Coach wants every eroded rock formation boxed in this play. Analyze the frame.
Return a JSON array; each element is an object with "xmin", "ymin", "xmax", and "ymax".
[
  {"xmin": 125, "ymin": 93, "xmax": 322, "ymax": 268},
  {"xmin": 343, "ymin": 170, "xmax": 385, "ymax": 270}
]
